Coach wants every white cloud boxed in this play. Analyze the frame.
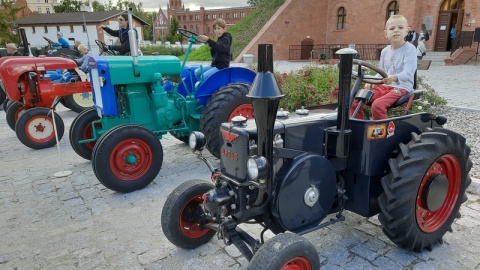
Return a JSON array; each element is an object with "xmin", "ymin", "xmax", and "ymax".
[{"xmin": 121, "ymin": 0, "xmax": 250, "ymax": 12}]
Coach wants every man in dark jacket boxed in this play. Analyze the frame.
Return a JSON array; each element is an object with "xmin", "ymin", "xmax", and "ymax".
[
  {"xmin": 98, "ymin": 13, "xmax": 137, "ymax": 55},
  {"xmin": 196, "ymin": 18, "xmax": 232, "ymax": 81},
  {"xmin": 6, "ymin": 43, "xmax": 22, "ymax": 56}
]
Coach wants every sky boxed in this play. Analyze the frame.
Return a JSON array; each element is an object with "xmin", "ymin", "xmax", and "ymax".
[{"xmin": 136, "ymin": 0, "xmax": 250, "ymax": 12}]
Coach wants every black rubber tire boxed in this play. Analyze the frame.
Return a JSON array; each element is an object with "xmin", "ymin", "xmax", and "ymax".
[
  {"xmin": 6, "ymin": 102, "xmax": 25, "ymax": 131},
  {"xmin": 161, "ymin": 179, "xmax": 216, "ymax": 249},
  {"xmin": 69, "ymin": 108, "xmax": 100, "ymax": 160},
  {"xmin": 3, "ymin": 98, "xmax": 13, "ymax": 112},
  {"xmin": 247, "ymin": 233, "xmax": 320, "ymax": 270},
  {"xmin": 378, "ymin": 128, "xmax": 472, "ymax": 252},
  {"xmin": 92, "ymin": 124, "xmax": 163, "ymax": 193},
  {"xmin": 59, "ymin": 97, "xmax": 69, "ymax": 109},
  {"xmin": 15, "ymin": 107, "xmax": 64, "ymax": 149},
  {"xmin": 200, "ymin": 83, "xmax": 252, "ymax": 158},
  {"xmin": 63, "ymin": 93, "xmax": 94, "ymax": 113},
  {"xmin": 0, "ymin": 86, "xmax": 6, "ymax": 109}
]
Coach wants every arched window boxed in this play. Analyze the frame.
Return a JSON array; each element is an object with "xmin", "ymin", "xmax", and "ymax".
[
  {"xmin": 440, "ymin": 0, "xmax": 465, "ymax": 10},
  {"xmin": 386, "ymin": 1, "xmax": 399, "ymax": 20},
  {"xmin": 336, "ymin": 7, "xmax": 346, "ymax": 30}
]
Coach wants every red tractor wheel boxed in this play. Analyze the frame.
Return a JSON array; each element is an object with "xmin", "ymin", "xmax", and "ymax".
[
  {"xmin": 15, "ymin": 107, "xmax": 64, "ymax": 149},
  {"xmin": 6, "ymin": 102, "xmax": 26, "ymax": 131},
  {"xmin": 200, "ymin": 83, "xmax": 253, "ymax": 158},
  {"xmin": 92, "ymin": 124, "xmax": 163, "ymax": 193},
  {"xmin": 247, "ymin": 233, "xmax": 319, "ymax": 270},
  {"xmin": 69, "ymin": 108, "xmax": 100, "ymax": 160},
  {"xmin": 161, "ymin": 179, "xmax": 216, "ymax": 249},
  {"xmin": 378, "ymin": 128, "xmax": 472, "ymax": 251}
]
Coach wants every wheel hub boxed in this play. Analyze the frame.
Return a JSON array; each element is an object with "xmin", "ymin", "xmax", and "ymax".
[
  {"xmin": 125, "ymin": 152, "xmax": 137, "ymax": 164},
  {"xmin": 36, "ymin": 123, "xmax": 45, "ymax": 132},
  {"xmin": 422, "ymin": 174, "xmax": 449, "ymax": 212}
]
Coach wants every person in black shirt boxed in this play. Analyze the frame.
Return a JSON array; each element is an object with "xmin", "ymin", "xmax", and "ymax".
[
  {"xmin": 195, "ymin": 18, "xmax": 232, "ymax": 81},
  {"xmin": 6, "ymin": 43, "xmax": 22, "ymax": 56},
  {"xmin": 98, "ymin": 13, "xmax": 137, "ymax": 55}
]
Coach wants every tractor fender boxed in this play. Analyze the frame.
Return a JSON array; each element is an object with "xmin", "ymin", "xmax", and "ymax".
[
  {"xmin": 195, "ymin": 67, "xmax": 256, "ymax": 106},
  {"xmin": 176, "ymin": 64, "xmax": 200, "ymax": 97}
]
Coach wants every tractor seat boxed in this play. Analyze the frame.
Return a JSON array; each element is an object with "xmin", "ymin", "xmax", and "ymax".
[{"xmin": 389, "ymin": 89, "xmax": 425, "ymax": 115}]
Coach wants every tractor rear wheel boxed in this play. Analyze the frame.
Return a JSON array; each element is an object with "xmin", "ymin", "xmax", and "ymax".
[
  {"xmin": 247, "ymin": 233, "xmax": 319, "ymax": 270},
  {"xmin": 378, "ymin": 128, "xmax": 472, "ymax": 252},
  {"xmin": 92, "ymin": 124, "xmax": 163, "ymax": 193},
  {"xmin": 63, "ymin": 93, "xmax": 94, "ymax": 113},
  {"xmin": 0, "ymin": 86, "xmax": 6, "ymax": 108},
  {"xmin": 15, "ymin": 107, "xmax": 64, "ymax": 149},
  {"xmin": 200, "ymin": 83, "xmax": 253, "ymax": 158},
  {"xmin": 6, "ymin": 102, "xmax": 26, "ymax": 131},
  {"xmin": 161, "ymin": 179, "xmax": 216, "ymax": 249},
  {"xmin": 69, "ymin": 108, "xmax": 100, "ymax": 160}
]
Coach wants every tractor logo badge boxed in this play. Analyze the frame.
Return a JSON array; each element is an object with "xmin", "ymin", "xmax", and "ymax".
[
  {"xmin": 221, "ymin": 130, "xmax": 239, "ymax": 143},
  {"xmin": 367, "ymin": 124, "xmax": 386, "ymax": 140},
  {"xmin": 387, "ymin": 121, "xmax": 395, "ymax": 138}
]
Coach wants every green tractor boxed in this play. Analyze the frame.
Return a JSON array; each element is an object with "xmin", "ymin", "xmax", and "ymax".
[{"xmin": 70, "ymin": 9, "xmax": 256, "ymax": 193}]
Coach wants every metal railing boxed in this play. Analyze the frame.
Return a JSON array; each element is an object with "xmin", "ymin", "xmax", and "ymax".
[
  {"xmin": 450, "ymin": 31, "xmax": 475, "ymax": 56},
  {"xmin": 289, "ymin": 44, "xmax": 388, "ymax": 61}
]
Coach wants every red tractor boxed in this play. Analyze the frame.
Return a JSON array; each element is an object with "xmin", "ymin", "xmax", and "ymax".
[
  {"xmin": 0, "ymin": 56, "xmax": 92, "ymax": 149},
  {"xmin": 161, "ymin": 45, "xmax": 472, "ymax": 269}
]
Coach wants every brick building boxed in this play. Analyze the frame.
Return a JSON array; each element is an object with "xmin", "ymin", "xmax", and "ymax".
[
  {"xmin": 238, "ymin": 0, "xmax": 480, "ymax": 61},
  {"xmin": 152, "ymin": 0, "xmax": 256, "ymax": 41}
]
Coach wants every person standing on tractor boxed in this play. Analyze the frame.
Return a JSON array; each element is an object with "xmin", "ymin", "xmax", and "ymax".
[
  {"xmin": 52, "ymin": 32, "xmax": 70, "ymax": 49},
  {"xmin": 350, "ymin": 15, "xmax": 417, "ymax": 120},
  {"xmin": 98, "ymin": 13, "xmax": 137, "ymax": 55},
  {"xmin": 195, "ymin": 18, "xmax": 232, "ymax": 81},
  {"xmin": 6, "ymin": 43, "xmax": 22, "ymax": 56}
]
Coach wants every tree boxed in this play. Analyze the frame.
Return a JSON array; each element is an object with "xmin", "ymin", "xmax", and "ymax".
[
  {"xmin": 0, "ymin": 1, "xmax": 22, "ymax": 44},
  {"xmin": 91, "ymin": 0, "xmax": 106, "ymax": 11},
  {"xmin": 165, "ymin": 17, "xmax": 181, "ymax": 43},
  {"xmin": 247, "ymin": 0, "xmax": 264, "ymax": 6},
  {"xmin": 53, "ymin": 0, "xmax": 83, "ymax": 13}
]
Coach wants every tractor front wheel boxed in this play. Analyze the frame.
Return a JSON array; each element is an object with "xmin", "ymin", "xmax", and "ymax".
[
  {"xmin": 63, "ymin": 93, "xmax": 94, "ymax": 113},
  {"xmin": 6, "ymin": 102, "xmax": 26, "ymax": 131},
  {"xmin": 247, "ymin": 233, "xmax": 319, "ymax": 270},
  {"xmin": 378, "ymin": 128, "xmax": 472, "ymax": 252},
  {"xmin": 69, "ymin": 108, "xmax": 100, "ymax": 160},
  {"xmin": 161, "ymin": 179, "xmax": 216, "ymax": 249},
  {"xmin": 92, "ymin": 124, "xmax": 163, "ymax": 193},
  {"xmin": 0, "ymin": 86, "xmax": 6, "ymax": 108},
  {"xmin": 200, "ymin": 83, "xmax": 253, "ymax": 158},
  {"xmin": 15, "ymin": 107, "xmax": 64, "ymax": 149}
]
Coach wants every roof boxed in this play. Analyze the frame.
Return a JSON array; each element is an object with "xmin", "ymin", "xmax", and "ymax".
[{"xmin": 13, "ymin": 11, "xmax": 149, "ymax": 26}]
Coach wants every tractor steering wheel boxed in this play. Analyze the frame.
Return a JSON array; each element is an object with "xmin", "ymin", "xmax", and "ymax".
[
  {"xmin": 177, "ymin": 29, "xmax": 206, "ymax": 44},
  {"xmin": 95, "ymin": 40, "xmax": 115, "ymax": 56},
  {"xmin": 61, "ymin": 53, "xmax": 77, "ymax": 61},
  {"xmin": 352, "ymin": 59, "xmax": 388, "ymax": 84},
  {"xmin": 43, "ymin": 36, "xmax": 55, "ymax": 45}
]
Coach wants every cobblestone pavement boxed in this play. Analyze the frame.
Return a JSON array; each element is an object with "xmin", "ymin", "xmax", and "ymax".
[{"xmin": 1, "ymin": 103, "xmax": 480, "ymax": 270}]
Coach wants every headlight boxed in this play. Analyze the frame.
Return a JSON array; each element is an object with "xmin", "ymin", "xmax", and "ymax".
[
  {"xmin": 189, "ymin": 131, "xmax": 205, "ymax": 151},
  {"xmin": 247, "ymin": 155, "xmax": 267, "ymax": 180}
]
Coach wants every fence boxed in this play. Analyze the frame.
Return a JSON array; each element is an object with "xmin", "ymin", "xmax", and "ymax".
[
  {"xmin": 289, "ymin": 44, "xmax": 388, "ymax": 61},
  {"xmin": 450, "ymin": 31, "xmax": 475, "ymax": 56}
]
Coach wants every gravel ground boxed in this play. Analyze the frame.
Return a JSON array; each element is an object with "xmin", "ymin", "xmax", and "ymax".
[{"xmin": 434, "ymin": 107, "xmax": 480, "ymax": 179}]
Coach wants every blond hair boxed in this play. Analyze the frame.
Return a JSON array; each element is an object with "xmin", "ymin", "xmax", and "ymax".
[
  {"xmin": 6, "ymin": 43, "xmax": 17, "ymax": 50},
  {"xmin": 386, "ymin": 15, "xmax": 408, "ymax": 28},
  {"xmin": 77, "ymin": 44, "xmax": 88, "ymax": 51},
  {"xmin": 213, "ymin": 18, "xmax": 227, "ymax": 29}
]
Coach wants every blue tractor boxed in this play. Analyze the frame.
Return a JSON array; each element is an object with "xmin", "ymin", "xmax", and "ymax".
[{"xmin": 69, "ymin": 9, "xmax": 256, "ymax": 193}]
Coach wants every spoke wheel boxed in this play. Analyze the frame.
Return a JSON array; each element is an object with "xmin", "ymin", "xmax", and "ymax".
[
  {"xmin": 200, "ymin": 83, "xmax": 253, "ymax": 158},
  {"xmin": 247, "ymin": 233, "xmax": 319, "ymax": 270},
  {"xmin": 69, "ymin": 108, "xmax": 100, "ymax": 160},
  {"xmin": 92, "ymin": 124, "xmax": 163, "ymax": 193},
  {"xmin": 161, "ymin": 179, "xmax": 216, "ymax": 249},
  {"xmin": 378, "ymin": 128, "xmax": 472, "ymax": 252},
  {"xmin": 15, "ymin": 107, "xmax": 64, "ymax": 149}
]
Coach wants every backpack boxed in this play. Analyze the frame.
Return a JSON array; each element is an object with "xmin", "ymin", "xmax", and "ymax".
[{"xmin": 424, "ymin": 31, "xmax": 429, "ymax": 41}]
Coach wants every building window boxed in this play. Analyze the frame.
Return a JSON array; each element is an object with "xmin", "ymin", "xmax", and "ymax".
[
  {"xmin": 46, "ymin": 7, "xmax": 50, "ymax": 13},
  {"xmin": 219, "ymin": 14, "xmax": 223, "ymax": 19},
  {"xmin": 196, "ymin": 25, "xmax": 199, "ymax": 33},
  {"xmin": 213, "ymin": 14, "xmax": 217, "ymax": 19},
  {"xmin": 206, "ymin": 14, "xmax": 210, "ymax": 20},
  {"xmin": 336, "ymin": 7, "xmax": 346, "ymax": 30},
  {"xmin": 207, "ymin": 25, "xmax": 210, "ymax": 33},
  {"xmin": 183, "ymin": 25, "xmax": 187, "ymax": 29},
  {"xmin": 440, "ymin": 0, "xmax": 465, "ymax": 10},
  {"xmin": 38, "ymin": 7, "xmax": 42, "ymax": 13},
  {"xmin": 70, "ymin": 25, "xmax": 74, "ymax": 33},
  {"xmin": 32, "ymin": 26, "xmax": 36, "ymax": 33},
  {"xmin": 234, "ymin": 13, "xmax": 238, "ymax": 18},
  {"xmin": 44, "ymin": 26, "xmax": 48, "ymax": 33},
  {"xmin": 386, "ymin": 1, "xmax": 399, "ymax": 20},
  {"xmin": 241, "ymin": 12, "xmax": 245, "ymax": 17},
  {"xmin": 36, "ymin": 0, "xmax": 40, "ymax": 3},
  {"xmin": 195, "ymin": 15, "xmax": 199, "ymax": 20},
  {"xmin": 44, "ymin": 0, "xmax": 48, "ymax": 3},
  {"xmin": 189, "ymin": 15, "xmax": 193, "ymax": 20},
  {"xmin": 190, "ymin": 25, "xmax": 193, "ymax": 31},
  {"xmin": 226, "ymin": 13, "xmax": 230, "ymax": 19}
]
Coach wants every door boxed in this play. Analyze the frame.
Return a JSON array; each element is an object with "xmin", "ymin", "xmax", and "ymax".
[
  {"xmin": 300, "ymin": 38, "xmax": 314, "ymax": 60},
  {"xmin": 434, "ymin": 11, "xmax": 451, "ymax": 51}
]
